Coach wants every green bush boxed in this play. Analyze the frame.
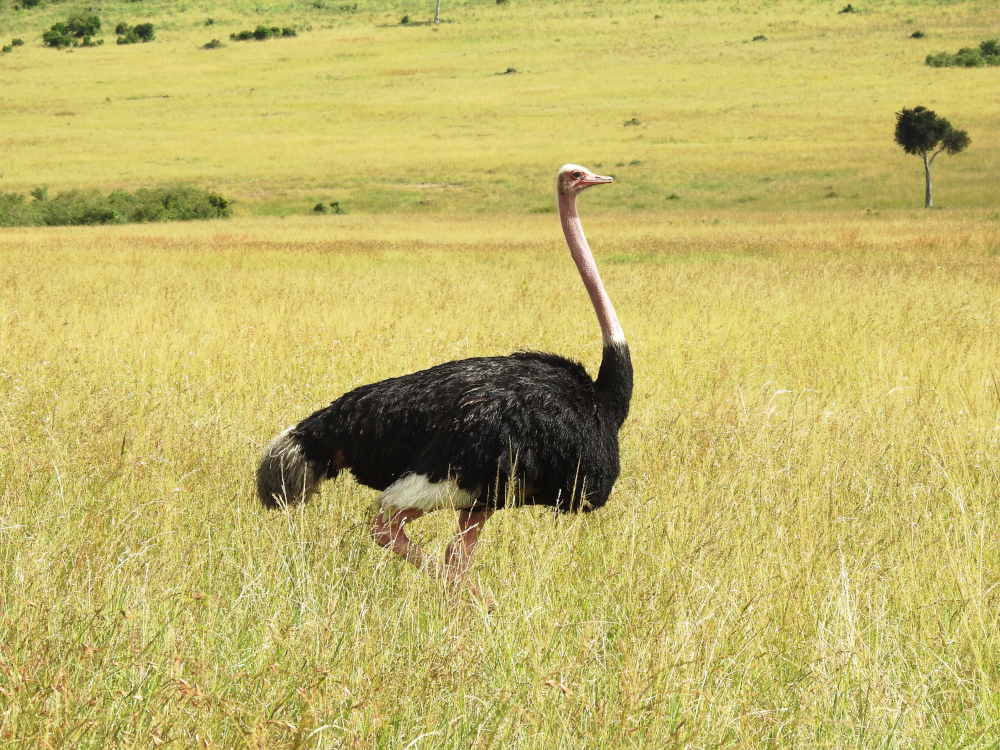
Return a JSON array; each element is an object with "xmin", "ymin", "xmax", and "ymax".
[
  {"xmin": 66, "ymin": 13, "xmax": 101, "ymax": 37},
  {"xmin": 313, "ymin": 201, "xmax": 344, "ymax": 214},
  {"xmin": 954, "ymin": 47, "xmax": 987, "ymax": 66},
  {"xmin": 42, "ymin": 25, "xmax": 75, "ymax": 48},
  {"xmin": 11, "ymin": 38, "xmax": 24, "ymax": 46},
  {"xmin": 43, "ymin": 13, "xmax": 103, "ymax": 48},
  {"xmin": 42, "ymin": 190, "xmax": 123, "ymax": 225},
  {"xmin": 116, "ymin": 22, "xmax": 155, "ymax": 44},
  {"xmin": 207, "ymin": 194, "xmax": 228, "ymax": 213},
  {"xmin": 0, "ymin": 194, "xmax": 33, "ymax": 228},
  {"xmin": 201, "ymin": 39, "xmax": 225, "ymax": 49},
  {"xmin": 0, "ymin": 186, "xmax": 231, "ymax": 227},
  {"xmin": 925, "ymin": 38, "xmax": 1000, "ymax": 67},
  {"xmin": 980, "ymin": 39, "xmax": 1000, "ymax": 56},
  {"xmin": 230, "ymin": 26, "xmax": 295, "ymax": 42}
]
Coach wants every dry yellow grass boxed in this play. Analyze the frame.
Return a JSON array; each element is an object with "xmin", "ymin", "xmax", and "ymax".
[{"xmin": 3, "ymin": 208, "xmax": 1000, "ymax": 746}]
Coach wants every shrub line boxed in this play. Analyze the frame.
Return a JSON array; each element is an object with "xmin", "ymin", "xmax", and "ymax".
[{"xmin": 0, "ymin": 186, "xmax": 231, "ymax": 227}]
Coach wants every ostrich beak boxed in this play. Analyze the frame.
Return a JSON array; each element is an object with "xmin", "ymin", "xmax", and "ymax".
[{"xmin": 581, "ymin": 173, "xmax": 613, "ymax": 188}]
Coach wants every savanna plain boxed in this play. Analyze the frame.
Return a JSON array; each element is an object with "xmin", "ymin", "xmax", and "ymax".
[{"xmin": 3, "ymin": 0, "xmax": 1000, "ymax": 747}]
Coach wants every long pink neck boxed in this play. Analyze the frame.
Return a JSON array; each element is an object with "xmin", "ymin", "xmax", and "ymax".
[{"xmin": 558, "ymin": 191, "xmax": 625, "ymax": 345}]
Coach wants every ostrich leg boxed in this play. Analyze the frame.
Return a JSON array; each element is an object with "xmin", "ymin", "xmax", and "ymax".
[
  {"xmin": 445, "ymin": 510, "xmax": 494, "ymax": 604},
  {"xmin": 445, "ymin": 509, "xmax": 492, "ymax": 575},
  {"xmin": 369, "ymin": 509, "xmax": 440, "ymax": 573},
  {"xmin": 370, "ymin": 507, "xmax": 494, "ymax": 603}
]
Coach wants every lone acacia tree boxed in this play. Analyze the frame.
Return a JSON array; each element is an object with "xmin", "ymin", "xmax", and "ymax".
[{"xmin": 894, "ymin": 106, "xmax": 971, "ymax": 208}]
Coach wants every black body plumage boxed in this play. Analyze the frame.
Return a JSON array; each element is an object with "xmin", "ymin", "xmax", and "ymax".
[{"xmin": 257, "ymin": 342, "xmax": 633, "ymax": 513}]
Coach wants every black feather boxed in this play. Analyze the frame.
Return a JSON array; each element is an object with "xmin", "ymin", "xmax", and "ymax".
[{"xmin": 258, "ymin": 341, "xmax": 632, "ymax": 513}]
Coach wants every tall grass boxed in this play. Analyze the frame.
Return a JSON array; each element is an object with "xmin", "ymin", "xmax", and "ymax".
[{"xmin": 2, "ymin": 210, "xmax": 1000, "ymax": 746}]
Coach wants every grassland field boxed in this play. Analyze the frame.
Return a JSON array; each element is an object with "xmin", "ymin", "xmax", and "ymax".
[
  {"xmin": 0, "ymin": 0, "xmax": 999, "ymax": 213},
  {"xmin": 3, "ymin": 0, "xmax": 1000, "ymax": 747}
]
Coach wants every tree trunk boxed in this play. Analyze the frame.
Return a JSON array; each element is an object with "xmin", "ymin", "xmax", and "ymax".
[
  {"xmin": 434, "ymin": 0, "xmax": 440, "ymax": 23},
  {"xmin": 923, "ymin": 150, "xmax": 933, "ymax": 208}
]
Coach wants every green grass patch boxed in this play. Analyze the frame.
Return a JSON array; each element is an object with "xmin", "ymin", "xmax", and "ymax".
[{"xmin": 1, "ymin": 0, "xmax": 996, "ymax": 214}]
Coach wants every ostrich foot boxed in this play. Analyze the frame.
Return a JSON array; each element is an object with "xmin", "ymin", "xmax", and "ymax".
[
  {"xmin": 442, "ymin": 573, "xmax": 496, "ymax": 610},
  {"xmin": 466, "ymin": 581, "xmax": 497, "ymax": 611}
]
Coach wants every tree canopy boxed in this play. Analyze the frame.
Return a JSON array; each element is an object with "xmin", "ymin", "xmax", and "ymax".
[
  {"xmin": 894, "ymin": 106, "xmax": 970, "ymax": 207},
  {"xmin": 894, "ymin": 107, "xmax": 970, "ymax": 156}
]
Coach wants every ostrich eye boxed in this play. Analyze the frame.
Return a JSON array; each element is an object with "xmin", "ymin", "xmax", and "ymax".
[{"xmin": 571, "ymin": 171, "xmax": 582, "ymax": 179}]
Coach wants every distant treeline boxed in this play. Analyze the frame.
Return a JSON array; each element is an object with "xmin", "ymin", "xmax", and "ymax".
[
  {"xmin": 0, "ymin": 186, "xmax": 231, "ymax": 227},
  {"xmin": 926, "ymin": 39, "xmax": 1000, "ymax": 67}
]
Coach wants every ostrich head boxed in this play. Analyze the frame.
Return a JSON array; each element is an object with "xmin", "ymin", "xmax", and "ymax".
[{"xmin": 557, "ymin": 164, "xmax": 614, "ymax": 196}]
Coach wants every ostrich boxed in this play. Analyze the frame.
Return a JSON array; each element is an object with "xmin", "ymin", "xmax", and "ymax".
[{"xmin": 257, "ymin": 164, "xmax": 632, "ymax": 602}]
